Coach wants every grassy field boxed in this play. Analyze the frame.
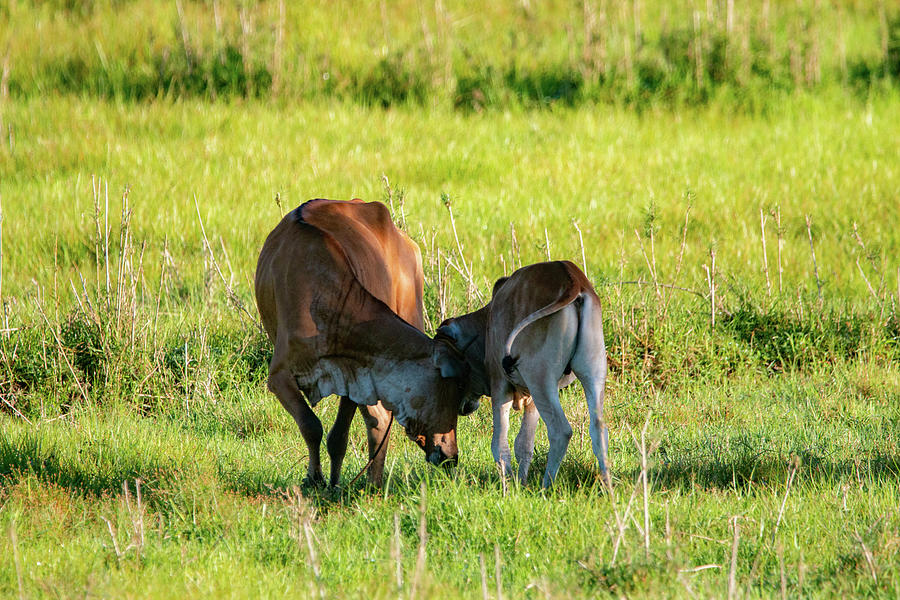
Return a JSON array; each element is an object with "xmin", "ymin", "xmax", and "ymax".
[
  {"xmin": 1, "ymin": 94, "xmax": 899, "ymax": 598},
  {"xmin": 2, "ymin": 2, "xmax": 900, "ymax": 598}
]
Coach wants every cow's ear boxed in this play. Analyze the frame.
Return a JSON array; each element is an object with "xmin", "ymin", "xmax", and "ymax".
[
  {"xmin": 433, "ymin": 340, "xmax": 468, "ymax": 379},
  {"xmin": 492, "ymin": 276, "xmax": 510, "ymax": 298}
]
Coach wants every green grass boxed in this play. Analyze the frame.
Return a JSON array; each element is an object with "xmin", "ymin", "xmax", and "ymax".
[{"xmin": 2, "ymin": 84, "xmax": 900, "ymax": 598}]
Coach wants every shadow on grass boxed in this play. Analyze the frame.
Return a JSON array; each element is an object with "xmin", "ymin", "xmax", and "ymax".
[
  {"xmin": 5, "ymin": 426, "xmax": 898, "ymax": 512},
  {"xmin": 0, "ymin": 430, "xmax": 177, "ymax": 497},
  {"xmin": 631, "ymin": 451, "xmax": 900, "ymax": 494}
]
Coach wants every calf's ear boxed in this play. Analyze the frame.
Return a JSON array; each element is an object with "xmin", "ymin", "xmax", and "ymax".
[
  {"xmin": 432, "ymin": 340, "xmax": 468, "ymax": 379},
  {"xmin": 435, "ymin": 321, "xmax": 459, "ymax": 344},
  {"xmin": 492, "ymin": 276, "xmax": 510, "ymax": 298}
]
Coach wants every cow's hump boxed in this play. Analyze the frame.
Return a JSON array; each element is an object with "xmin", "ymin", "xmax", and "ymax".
[{"xmin": 298, "ymin": 198, "xmax": 396, "ymax": 307}]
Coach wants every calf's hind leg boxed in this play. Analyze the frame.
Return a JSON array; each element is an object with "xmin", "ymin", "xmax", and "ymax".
[
  {"xmin": 267, "ymin": 365, "xmax": 325, "ymax": 486},
  {"xmin": 513, "ymin": 401, "xmax": 539, "ymax": 484},
  {"xmin": 570, "ymin": 296, "xmax": 611, "ymax": 484},
  {"xmin": 525, "ymin": 378, "xmax": 573, "ymax": 488},
  {"xmin": 580, "ymin": 374, "xmax": 610, "ymax": 484}
]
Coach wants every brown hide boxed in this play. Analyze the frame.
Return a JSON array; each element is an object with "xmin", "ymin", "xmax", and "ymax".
[{"xmin": 255, "ymin": 199, "xmax": 471, "ymax": 483}]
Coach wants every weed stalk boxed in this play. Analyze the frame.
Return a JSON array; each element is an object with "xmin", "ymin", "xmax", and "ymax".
[
  {"xmin": 805, "ymin": 215, "xmax": 822, "ymax": 304},
  {"xmin": 392, "ymin": 512, "xmax": 403, "ymax": 592}
]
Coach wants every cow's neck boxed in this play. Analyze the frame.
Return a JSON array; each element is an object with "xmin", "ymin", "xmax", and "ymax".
[{"xmin": 343, "ymin": 311, "xmax": 432, "ymax": 362}]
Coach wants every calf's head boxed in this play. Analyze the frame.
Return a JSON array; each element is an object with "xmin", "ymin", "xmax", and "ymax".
[{"xmin": 436, "ymin": 306, "xmax": 491, "ymax": 398}]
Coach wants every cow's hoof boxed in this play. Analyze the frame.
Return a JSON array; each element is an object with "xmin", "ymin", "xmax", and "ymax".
[{"xmin": 303, "ymin": 473, "xmax": 326, "ymax": 488}]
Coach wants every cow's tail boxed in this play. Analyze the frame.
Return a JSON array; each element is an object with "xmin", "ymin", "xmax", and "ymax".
[{"xmin": 502, "ymin": 282, "xmax": 582, "ymax": 376}]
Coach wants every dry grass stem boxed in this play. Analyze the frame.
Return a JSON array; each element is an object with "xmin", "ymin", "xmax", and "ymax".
[
  {"xmin": 101, "ymin": 515, "xmax": 123, "ymax": 561},
  {"xmin": 679, "ymin": 564, "xmax": 721, "ymax": 573},
  {"xmin": 664, "ymin": 206, "xmax": 692, "ymax": 318},
  {"xmin": 572, "ymin": 219, "xmax": 588, "ymax": 278},
  {"xmin": 773, "ymin": 463, "xmax": 797, "ymax": 540},
  {"xmin": 193, "ymin": 195, "xmax": 263, "ymax": 333},
  {"xmin": 412, "ymin": 481, "xmax": 428, "ymax": 597},
  {"xmin": 777, "ymin": 540, "xmax": 787, "ymax": 600},
  {"xmin": 853, "ymin": 528, "xmax": 878, "ymax": 582},
  {"xmin": 607, "ymin": 459, "xmax": 644, "ymax": 567},
  {"xmin": 805, "ymin": 215, "xmax": 822, "ymax": 303},
  {"xmin": 856, "ymin": 257, "xmax": 880, "ymax": 304},
  {"xmin": 442, "ymin": 195, "xmax": 483, "ymax": 306},
  {"xmin": 760, "ymin": 209, "xmax": 770, "ymax": 296},
  {"xmin": 303, "ymin": 519, "xmax": 325, "ymax": 599},
  {"xmin": 480, "ymin": 553, "xmax": 488, "ymax": 600},
  {"xmin": 509, "ymin": 222, "xmax": 521, "ymax": 270},
  {"xmin": 10, "ymin": 522, "xmax": 24, "ymax": 600},
  {"xmin": 728, "ymin": 516, "xmax": 740, "ymax": 599},
  {"xmin": 494, "ymin": 543, "xmax": 503, "ymax": 600},
  {"xmin": 634, "ymin": 229, "xmax": 661, "ymax": 302}
]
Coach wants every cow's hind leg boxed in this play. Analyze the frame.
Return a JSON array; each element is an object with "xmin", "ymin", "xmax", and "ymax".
[
  {"xmin": 267, "ymin": 366, "xmax": 325, "ymax": 486},
  {"xmin": 326, "ymin": 396, "xmax": 357, "ymax": 487},
  {"xmin": 358, "ymin": 402, "xmax": 393, "ymax": 487},
  {"xmin": 526, "ymin": 378, "xmax": 572, "ymax": 488},
  {"xmin": 513, "ymin": 401, "xmax": 539, "ymax": 484}
]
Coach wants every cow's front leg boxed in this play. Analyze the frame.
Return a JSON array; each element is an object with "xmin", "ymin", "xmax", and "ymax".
[
  {"xmin": 267, "ymin": 364, "xmax": 325, "ymax": 486},
  {"xmin": 514, "ymin": 400, "xmax": 539, "ymax": 484},
  {"xmin": 326, "ymin": 396, "xmax": 357, "ymax": 487},
  {"xmin": 359, "ymin": 402, "xmax": 393, "ymax": 487},
  {"xmin": 491, "ymin": 388, "xmax": 514, "ymax": 479}
]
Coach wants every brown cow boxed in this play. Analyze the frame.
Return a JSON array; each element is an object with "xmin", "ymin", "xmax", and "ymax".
[
  {"xmin": 255, "ymin": 198, "xmax": 478, "ymax": 487},
  {"xmin": 437, "ymin": 261, "xmax": 609, "ymax": 488}
]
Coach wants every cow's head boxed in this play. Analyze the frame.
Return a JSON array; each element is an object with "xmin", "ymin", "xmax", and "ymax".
[{"xmin": 399, "ymin": 337, "xmax": 478, "ymax": 468}]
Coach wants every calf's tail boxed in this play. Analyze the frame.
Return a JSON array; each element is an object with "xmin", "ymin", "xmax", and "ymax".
[{"xmin": 502, "ymin": 283, "xmax": 582, "ymax": 376}]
